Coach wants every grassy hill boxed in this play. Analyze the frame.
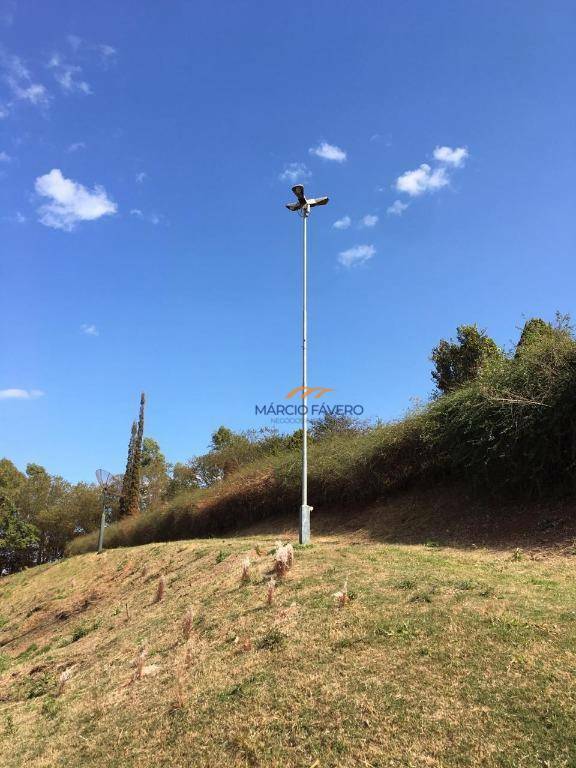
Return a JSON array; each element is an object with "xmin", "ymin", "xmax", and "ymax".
[{"xmin": 2, "ymin": 517, "xmax": 576, "ymax": 767}]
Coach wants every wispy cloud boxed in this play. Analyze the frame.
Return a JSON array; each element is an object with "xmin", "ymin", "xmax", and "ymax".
[
  {"xmin": 333, "ymin": 215, "xmax": 351, "ymax": 230},
  {"xmin": 67, "ymin": 35, "xmax": 83, "ymax": 52},
  {"xmin": 3, "ymin": 210, "xmax": 26, "ymax": 224},
  {"xmin": 279, "ymin": 162, "xmax": 311, "ymax": 183},
  {"xmin": 135, "ymin": 171, "xmax": 147, "ymax": 184},
  {"xmin": 0, "ymin": 150, "xmax": 11, "ymax": 162},
  {"xmin": 35, "ymin": 169, "xmax": 117, "ymax": 231},
  {"xmin": 387, "ymin": 200, "xmax": 409, "ymax": 216},
  {"xmin": 48, "ymin": 53, "xmax": 92, "ymax": 95},
  {"xmin": 433, "ymin": 145, "xmax": 468, "ymax": 167},
  {"xmin": 360, "ymin": 214, "xmax": 378, "ymax": 228},
  {"xmin": 395, "ymin": 164, "xmax": 449, "ymax": 197},
  {"xmin": 97, "ymin": 43, "xmax": 117, "ymax": 59},
  {"xmin": 0, "ymin": 1, "xmax": 16, "ymax": 26},
  {"xmin": 338, "ymin": 244, "xmax": 375, "ymax": 268},
  {"xmin": 67, "ymin": 35, "xmax": 117, "ymax": 61},
  {"xmin": 309, "ymin": 141, "xmax": 347, "ymax": 163},
  {"xmin": 67, "ymin": 141, "xmax": 85, "ymax": 153},
  {"xmin": 130, "ymin": 209, "xmax": 163, "ymax": 225},
  {"xmin": 81, "ymin": 323, "xmax": 99, "ymax": 336},
  {"xmin": 1, "ymin": 52, "xmax": 49, "ymax": 108},
  {"xmin": 0, "ymin": 388, "xmax": 44, "ymax": 400}
]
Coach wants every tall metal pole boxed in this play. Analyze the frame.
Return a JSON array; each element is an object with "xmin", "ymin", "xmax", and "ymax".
[
  {"xmin": 97, "ymin": 497, "xmax": 106, "ymax": 554},
  {"xmin": 300, "ymin": 205, "xmax": 311, "ymax": 545},
  {"xmin": 285, "ymin": 183, "xmax": 328, "ymax": 544}
]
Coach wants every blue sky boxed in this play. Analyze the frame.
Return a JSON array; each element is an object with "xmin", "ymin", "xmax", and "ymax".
[{"xmin": 1, "ymin": 0, "xmax": 575, "ymax": 482}]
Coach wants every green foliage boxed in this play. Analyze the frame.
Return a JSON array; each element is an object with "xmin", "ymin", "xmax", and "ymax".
[
  {"xmin": 140, "ymin": 437, "xmax": 169, "ymax": 512},
  {"xmin": 118, "ymin": 421, "xmax": 137, "ymax": 519},
  {"xmin": 127, "ymin": 393, "xmax": 146, "ymax": 516},
  {"xmin": 165, "ymin": 461, "xmax": 199, "ymax": 499},
  {"xmin": 256, "ymin": 628, "xmax": 286, "ymax": 650},
  {"xmin": 0, "ymin": 457, "xmax": 102, "ymax": 573},
  {"xmin": 309, "ymin": 413, "xmax": 363, "ymax": 441},
  {"xmin": 0, "ymin": 492, "xmax": 39, "ymax": 573},
  {"xmin": 70, "ymin": 620, "xmax": 100, "ymax": 643},
  {"xmin": 431, "ymin": 324, "xmax": 502, "ymax": 394}
]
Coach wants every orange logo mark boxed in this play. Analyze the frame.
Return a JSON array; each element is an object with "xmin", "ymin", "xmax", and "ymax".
[{"xmin": 285, "ymin": 386, "xmax": 334, "ymax": 400}]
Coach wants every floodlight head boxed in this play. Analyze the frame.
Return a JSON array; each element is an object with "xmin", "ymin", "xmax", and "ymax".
[
  {"xmin": 308, "ymin": 196, "xmax": 329, "ymax": 207},
  {"xmin": 285, "ymin": 185, "xmax": 329, "ymax": 213},
  {"xmin": 95, "ymin": 469, "xmax": 113, "ymax": 488},
  {"xmin": 292, "ymin": 185, "xmax": 306, "ymax": 203}
]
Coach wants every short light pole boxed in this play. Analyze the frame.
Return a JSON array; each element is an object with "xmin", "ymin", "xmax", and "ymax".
[
  {"xmin": 95, "ymin": 469, "xmax": 114, "ymax": 554},
  {"xmin": 285, "ymin": 184, "xmax": 329, "ymax": 544}
]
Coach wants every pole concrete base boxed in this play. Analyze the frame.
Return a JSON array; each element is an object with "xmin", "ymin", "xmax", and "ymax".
[{"xmin": 299, "ymin": 504, "xmax": 312, "ymax": 545}]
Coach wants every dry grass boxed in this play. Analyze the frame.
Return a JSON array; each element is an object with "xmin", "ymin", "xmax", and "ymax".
[
  {"xmin": 1, "ymin": 534, "xmax": 576, "ymax": 767},
  {"xmin": 153, "ymin": 574, "xmax": 166, "ymax": 603}
]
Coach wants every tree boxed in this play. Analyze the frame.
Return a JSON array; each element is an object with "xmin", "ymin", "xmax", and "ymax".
[
  {"xmin": 0, "ymin": 494, "xmax": 39, "ymax": 574},
  {"xmin": 210, "ymin": 426, "xmax": 235, "ymax": 452},
  {"xmin": 0, "ymin": 458, "xmax": 25, "ymax": 499},
  {"xmin": 165, "ymin": 461, "xmax": 199, "ymax": 499},
  {"xmin": 118, "ymin": 421, "xmax": 137, "ymax": 519},
  {"xmin": 431, "ymin": 324, "xmax": 502, "ymax": 394},
  {"xmin": 126, "ymin": 393, "xmax": 146, "ymax": 516},
  {"xmin": 140, "ymin": 437, "xmax": 169, "ymax": 512},
  {"xmin": 310, "ymin": 413, "xmax": 360, "ymax": 441},
  {"xmin": 118, "ymin": 392, "xmax": 146, "ymax": 518},
  {"xmin": 515, "ymin": 318, "xmax": 557, "ymax": 357}
]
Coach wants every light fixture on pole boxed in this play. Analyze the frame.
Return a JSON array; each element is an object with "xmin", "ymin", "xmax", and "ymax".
[
  {"xmin": 285, "ymin": 184, "xmax": 329, "ymax": 545},
  {"xmin": 95, "ymin": 469, "xmax": 114, "ymax": 554}
]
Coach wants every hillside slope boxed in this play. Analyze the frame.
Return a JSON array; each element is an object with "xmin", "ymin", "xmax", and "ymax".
[{"xmin": 1, "ymin": 527, "xmax": 576, "ymax": 767}]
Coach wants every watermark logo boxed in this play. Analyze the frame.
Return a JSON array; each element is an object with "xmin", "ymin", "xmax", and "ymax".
[
  {"xmin": 285, "ymin": 386, "xmax": 333, "ymax": 399},
  {"xmin": 255, "ymin": 387, "xmax": 364, "ymax": 424}
]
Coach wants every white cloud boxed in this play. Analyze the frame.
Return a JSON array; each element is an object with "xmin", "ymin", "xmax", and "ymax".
[
  {"xmin": 433, "ymin": 145, "xmax": 468, "ymax": 167},
  {"xmin": 309, "ymin": 141, "xmax": 347, "ymax": 163},
  {"xmin": 395, "ymin": 163, "xmax": 449, "ymax": 197},
  {"xmin": 360, "ymin": 214, "xmax": 378, "ymax": 228},
  {"xmin": 387, "ymin": 200, "xmax": 409, "ymax": 216},
  {"xmin": 97, "ymin": 43, "xmax": 117, "ymax": 59},
  {"xmin": 279, "ymin": 162, "xmax": 311, "ymax": 183},
  {"xmin": 81, "ymin": 323, "xmax": 99, "ymax": 336},
  {"xmin": 338, "ymin": 244, "xmax": 375, "ymax": 268},
  {"xmin": 2, "ymin": 52, "xmax": 49, "ymax": 106},
  {"xmin": 67, "ymin": 141, "xmax": 85, "ymax": 153},
  {"xmin": 135, "ymin": 171, "xmax": 147, "ymax": 184},
  {"xmin": 48, "ymin": 54, "xmax": 91, "ymax": 95},
  {"xmin": 67, "ymin": 35, "xmax": 83, "ymax": 52},
  {"xmin": 333, "ymin": 215, "xmax": 351, "ymax": 230},
  {"xmin": 0, "ymin": 150, "xmax": 11, "ymax": 162},
  {"xmin": 0, "ymin": 388, "xmax": 44, "ymax": 400},
  {"xmin": 35, "ymin": 169, "xmax": 117, "ymax": 231},
  {"xmin": 0, "ymin": 104, "xmax": 8, "ymax": 118},
  {"xmin": 0, "ymin": 1, "xmax": 16, "ymax": 26},
  {"xmin": 130, "ymin": 208, "xmax": 163, "ymax": 225}
]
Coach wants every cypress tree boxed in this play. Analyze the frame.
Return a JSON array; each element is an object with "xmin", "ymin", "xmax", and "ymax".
[
  {"xmin": 118, "ymin": 421, "xmax": 137, "ymax": 519},
  {"xmin": 126, "ymin": 393, "xmax": 145, "ymax": 516}
]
